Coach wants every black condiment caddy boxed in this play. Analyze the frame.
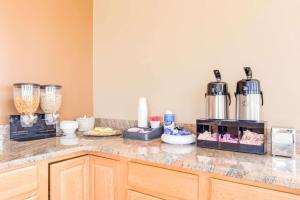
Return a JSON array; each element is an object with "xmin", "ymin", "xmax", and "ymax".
[{"xmin": 196, "ymin": 119, "xmax": 267, "ymax": 155}]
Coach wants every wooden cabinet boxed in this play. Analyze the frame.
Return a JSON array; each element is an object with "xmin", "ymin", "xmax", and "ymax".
[
  {"xmin": 127, "ymin": 190, "xmax": 162, "ymax": 200},
  {"xmin": 49, "ymin": 155, "xmax": 120, "ymax": 200},
  {"xmin": 0, "ymin": 165, "xmax": 38, "ymax": 200},
  {"xmin": 89, "ymin": 156, "xmax": 120, "ymax": 200},
  {"xmin": 128, "ymin": 162, "xmax": 198, "ymax": 200},
  {"xmin": 1, "ymin": 152, "xmax": 300, "ymax": 200},
  {"xmin": 210, "ymin": 179, "xmax": 300, "ymax": 200},
  {"xmin": 50, "ymin": 156, "xmax": 89, "ymax": 200}
]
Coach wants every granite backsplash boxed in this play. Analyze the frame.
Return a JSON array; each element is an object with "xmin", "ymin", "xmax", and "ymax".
[{"xmin": 95, "ymin": 118, "xmax": 300, "ymax": 147}]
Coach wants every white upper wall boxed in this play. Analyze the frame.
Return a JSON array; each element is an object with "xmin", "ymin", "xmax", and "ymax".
[{"xmin": 94, "ymin": 0, "xmax": 300, "ymax": 128}]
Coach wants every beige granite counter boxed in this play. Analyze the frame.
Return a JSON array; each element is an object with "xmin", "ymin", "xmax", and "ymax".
[{"xmin": 0, "ymin": 132, "xmax": 299, "ymax": 190}]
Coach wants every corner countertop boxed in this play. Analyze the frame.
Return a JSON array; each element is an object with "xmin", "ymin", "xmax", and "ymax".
[{"xmin": 0, "ymin": 133, "xmax": 299, "ymax": 190}]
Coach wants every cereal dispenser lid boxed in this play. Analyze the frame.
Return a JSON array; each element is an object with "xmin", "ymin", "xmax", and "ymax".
[
  {"xmin": 40, "ymin": 84, "xmax": 62, "ymax": 89},
  {"xmin": 13, "ymin": 83, "xmax": 40, "ymax": 88}
]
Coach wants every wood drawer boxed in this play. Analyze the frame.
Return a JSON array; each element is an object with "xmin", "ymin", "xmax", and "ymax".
[
  {"xmin": 25, "ymin": 195, "xmax": 39, "ymax": 200},
  {"xmin": 127, "ymin": 190, "xmax": 162, "ymax": 200},
  {"xmin": 211, "ymin": 179, "xmax": 300, "ymax": 200},
  {"xmin": 0, "ymin": 165, "xmax": 38, "ymax": 200},
  {"xmin": 128, "ymin": 162, "xmax": 198, "ymax": 200}
]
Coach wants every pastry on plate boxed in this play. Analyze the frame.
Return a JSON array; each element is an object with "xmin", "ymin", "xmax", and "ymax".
[{"xmin": 84, "ymin": 127, "xmax": 121, "ymax": 136}]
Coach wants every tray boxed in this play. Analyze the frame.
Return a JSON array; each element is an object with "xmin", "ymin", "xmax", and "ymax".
[{"xmin": 123, "ymin": 127, "xmax": 163, "ymax": 141}]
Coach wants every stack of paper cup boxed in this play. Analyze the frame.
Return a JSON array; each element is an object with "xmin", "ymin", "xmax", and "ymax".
[{"xmin": 138, "ymin": 97, "xmax": 148, "ymax": 128}]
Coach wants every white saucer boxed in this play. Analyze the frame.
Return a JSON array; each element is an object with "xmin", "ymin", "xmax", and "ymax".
[{"xmin": 161, "ymin": 133, "xmax": 196, "ymax": 145}]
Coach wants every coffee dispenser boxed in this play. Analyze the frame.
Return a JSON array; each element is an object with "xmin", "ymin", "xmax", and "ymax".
[
  {"xmin": 205, "ymin": 70, "xmax": 231, "ymax": 120},
  {"xmin": 235, "ymin": 67, "xmax": 263, "ymax": 121}
]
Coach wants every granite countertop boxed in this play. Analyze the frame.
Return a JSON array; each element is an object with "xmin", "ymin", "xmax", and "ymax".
[{"xmin": 0, "ymin": 133, "xmax": 299, "ymax": 190}]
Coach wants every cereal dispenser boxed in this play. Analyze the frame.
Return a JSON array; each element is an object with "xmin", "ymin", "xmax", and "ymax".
[
  {"xmin": 13, "ymin": 83, "xmax": 40, "ymax": 127},
  {"xmin": 40, "ymin": 85, "xmax": 62, "ymax": 125},
  {"xmin": 10, "ymin": 83, "xmax": 57, "ymax": 141}
]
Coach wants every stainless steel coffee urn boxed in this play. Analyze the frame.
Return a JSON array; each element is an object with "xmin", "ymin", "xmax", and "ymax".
[
  {"xmin": 235, "ymin": 67, "xmax": 263, "ymax": 121},
  {"xmin": 205, "ymin": 70, "xmax": 231, "ymax": 119}
]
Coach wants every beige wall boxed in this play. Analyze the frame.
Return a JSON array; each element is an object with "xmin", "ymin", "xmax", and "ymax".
[
  {"xmin": 0, "ymin": 0, "xmax": 93, "ymax": 123},
  {"xmin": 94, "ymin": 0, "xmax": 300, "ymax": 128}
]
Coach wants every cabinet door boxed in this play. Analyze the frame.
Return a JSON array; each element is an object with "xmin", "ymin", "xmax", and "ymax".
[
  {"xmin": 127, "ymin": 190, "xmax": 162, "ymax": 200},
  {"xmin": 50, "ymin": 156, "xmax": 89, "ymax": 200},
  {"xmin": 90, "ymin": 156, "xmax": 120, "ymax": 200},
  {"xmin": 211, "ymin": 179, "xmax": 300, "ymax": 200},
  {"xmin": 0, "ymin": 165, "xmax": 38, "ymax": 200}
]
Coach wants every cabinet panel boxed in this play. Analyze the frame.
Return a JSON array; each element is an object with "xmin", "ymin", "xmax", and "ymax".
[
  {"xmin": 127, "ymin": 190, "xmax": 162, "ymax": 200},
  {"xmin": 50, "ymin": 156, "xmax": 89, "ymax": 200},
  {"xmin": 211, "ymin": 179, "xmax": 300, "ymax": 200},
  {"xmin": 128, "ymin": 162, "xmax": 198, "ymax": 200},
  {"xmin": 90, "ymin": 156, "xmax": 120, "ymax": 200},
  {"xmin": 0, "ymin": 165, "xmax": 38, "ymax": 200}
]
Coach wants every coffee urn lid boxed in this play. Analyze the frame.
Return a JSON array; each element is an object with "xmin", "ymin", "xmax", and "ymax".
[
  {"xmin": 236, "ymin": 67, "xmax": 261, "ymax": 95},
  {"xmin": 207, "ymin": 70, "xmax": 229, "ymax": 96}
]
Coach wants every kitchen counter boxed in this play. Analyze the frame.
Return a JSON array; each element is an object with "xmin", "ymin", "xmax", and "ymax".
[{"xmin": 0, "ymin": 133, "xmax": 299, "ymax": 190}]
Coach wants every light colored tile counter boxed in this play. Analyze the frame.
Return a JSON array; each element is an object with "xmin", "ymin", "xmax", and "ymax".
[{"xmin": 0, "ymin": 134, "xmax": 299, "ymax": 190}]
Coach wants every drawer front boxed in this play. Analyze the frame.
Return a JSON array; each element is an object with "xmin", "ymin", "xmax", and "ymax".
[
  {"xmin": 127, "ymin": 190, "xmax": 162, "ymax": 200},
  {"xmin": 128, "ymin": 162, "xmax": 198, "ymax": 200},
  {"xmin": 0, "ymin": 165, "xmax": 38, "ymax": 200},
  {"xmin": 25, "ymin": 195, "xmax": 39, "ymax": 200},
  {"xmin": 211, "ymin": 179, "xmax": 300, "ymax": 200}
]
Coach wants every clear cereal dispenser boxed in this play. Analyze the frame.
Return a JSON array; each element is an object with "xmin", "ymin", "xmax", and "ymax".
[
  {"xmin": 40, "ymin": 85, "xmax": 62, "ymax": 125},
  {"xmin": 13, "ymin": 83, "xmax": 40, "ymax": 127}
]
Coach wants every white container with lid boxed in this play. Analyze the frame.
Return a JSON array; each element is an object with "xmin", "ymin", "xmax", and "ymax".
[{"xmin": 76, "ymin": 115, "xmax": 95, "ymax": 132}]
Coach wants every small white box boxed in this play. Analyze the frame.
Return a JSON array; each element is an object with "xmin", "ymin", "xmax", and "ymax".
[{"xmin": 271, "ymin": 127, "xmax": 296, "ymax": 158}]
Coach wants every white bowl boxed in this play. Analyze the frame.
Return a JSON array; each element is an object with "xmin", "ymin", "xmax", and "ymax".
[
  {"xmin": 76, "ymin": 117, "xmax": 95, "ymax": 132},
  {"xmin": 60, "ymin": 121, "xmax": 78, "ymax": 135}
]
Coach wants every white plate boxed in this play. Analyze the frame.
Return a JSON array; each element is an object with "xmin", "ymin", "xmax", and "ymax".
[
  {"xmin": 161, "ymin": 133, "xmax": 196, "ymax": 145},
  {"xmin": 83, "ymin": 130, "xmax": 122, "ymax": 137}
]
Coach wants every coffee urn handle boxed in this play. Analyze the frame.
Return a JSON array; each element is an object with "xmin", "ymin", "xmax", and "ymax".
[
  {"xmin": 261, "ymin": 91, "xmax": 264, "ymax": 106},
  {"xmin": 227, "ymin": 93, "xmax": 231, "ymax": 106},
  {"xmin": 213, "ymin": 70, "xmax": 222, "ymax": 82},
  {"xmin": 244, "ymin": 67, "xmax": 252, "ymax": 79}
]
